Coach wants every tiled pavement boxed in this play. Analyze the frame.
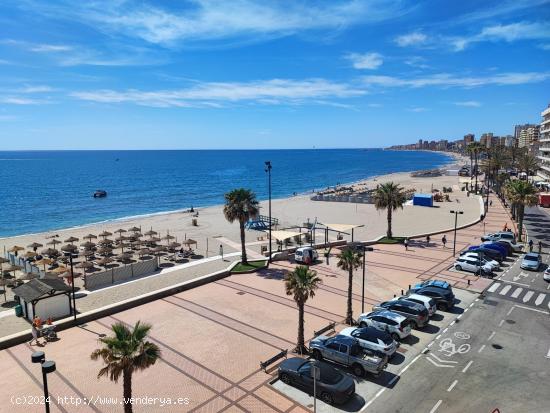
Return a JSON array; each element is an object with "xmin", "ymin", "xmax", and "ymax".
[{"xmin": 0, "ymin": 194, "xmax": 515, "ymax": 413}]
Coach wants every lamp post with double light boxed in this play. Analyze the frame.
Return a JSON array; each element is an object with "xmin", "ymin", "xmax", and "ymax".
[
  {"xmin": 450, "ymin": 210, "xmax": 464, "ymax": 256},
  {"xmin": 32, "ymin": 351, "xmax": 56, "ymax": 413}
]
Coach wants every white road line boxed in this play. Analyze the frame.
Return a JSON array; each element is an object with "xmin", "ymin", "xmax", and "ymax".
[
  {"xmin": 388, "ymin": 375, "xmax": 399, "ymax": 386},
  {"xmin": 426, "ymin": 357, "xmax": 455, "ymax": 368},
  {"xmin": 506, "ymin": 307, "xmax": 515, "ymax": 316},
  {"xmin": 499, "ymin": 285, "xmax": 512, "ymax": 295},
  {"xmin": 429, "ymin": 400, "xmax": 443, "ymax": 413},
  {"xmin": 488, "ymin": 331, "xmax": 496, "ymax": 341},
  {"xmin": 511, "ymin": 287, "xmax": 523, "ymax": 298},
  {"xmin": 523, "ymin": 291, "xmax": 534, "ymax": 303},
  {"xmin": 457, "ymin": 314, "xmax": 462, "ymax": 319},
  {"xmin": 487, "ymin": 282, "xmax": 501, "ymax": 293},
  {"xmin": 447, "ymin": 380, "xmax": 458, "ymax": 392},
  {"xmin": 547, "ymin": 283, "xmax": 550, "ymax": 290},
  {"xmin": 478, "ymin": 344, "xmax": 486, "ymax": 353},
  {"xmin": 427, "ymin": 341, "xmax": 434, "ymax": 347},
  {"xmin": 435, "ymin": 334, "xmax": 442, "ymax": 340},
  {"xmin": 450, "ymin": 321, "xmax": 455, "ymax": 326},
  {"xmin": 400, "ymin": 354, "xmax": 421, "ymax": 374},
  {"xmin": 503, "ymin": 280, "xmax": 530, "ymax": 287},
  {"xmin": 430, "ymin": 354, "xmax": 458, "ymax": 364},
  {"xmin": 514, "ymin": 304, "xmax": 550, "ymax": 315},
  {"xmin": 498, "ymin": 319, "xmax": 505, "ymax": 327},
  {"xmin": 443, "ymin": 328, "xmax": 448, "ymax": 334},
  {"xmin": 546, "ymin": 347, "xmax": 550, "ymax": 359},
  {"xmin": 469, "ymin": 302, "xmax": 474, "ymax": 308},
  {"xmin": 464, "ymin": 308, "xmax": 469, "ymax": 313},
  {"xmin": 535, "ymin": 293, "xmax": 546, "ymax": 306},
  {"xmin": 462, "ymin": 360, "xmax": 473, "ymax": 373}
]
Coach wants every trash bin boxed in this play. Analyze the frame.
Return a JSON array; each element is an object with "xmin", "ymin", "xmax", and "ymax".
[{"xmin": 14, "ymin": 304, "xmax": 23, "ymax": 317}]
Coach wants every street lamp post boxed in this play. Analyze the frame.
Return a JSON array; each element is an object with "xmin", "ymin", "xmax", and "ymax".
[
  {"xmin": 361, "ymin": 246, "xmax": 374, "ymax": 313},
  {"xmin": 450, "ymin": 210, "xmax": 464, "ymax": 256},
  {"xmin": 64, "ymin": 252, "xmax": 77, "ymax": 322},
  {"xmin": 32, "ymin": 351, "xmax": 56, "ymax": 413},
  {"xmin": 265, "ymin": 161, "xmax": 272, "ymax": 263}
]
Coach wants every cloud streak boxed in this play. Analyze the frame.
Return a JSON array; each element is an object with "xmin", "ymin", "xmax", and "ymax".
[{"xmin": 345, "ymin": 52, "xmax": 383, "ymax": 69}]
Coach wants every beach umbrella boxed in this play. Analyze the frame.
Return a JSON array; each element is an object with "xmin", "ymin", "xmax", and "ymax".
[
  {"xmin": 98, "ymin": 239, "xmax": 114, "ymax": 246},
  {"xmin": 50, "ymin": 265, "xmax": 69, "ymax": 274},
  {"xmin": 138, "ymin": 248, "xmax": 151, "ymax": 256},
  {"xmin": 23, "ymin": 251, "xmax": 37, "ymax": 259},
  {"xmin": 4, "ymin": 264, "xmax": 22, "ymax": 273},
  {"xmin": 61, "ymin": 244, "xmax": 78, "ymax": 253},
  {"xmin": 95, "ymin": 257, "xmax": 114, "ymax": 267},
  {"xmin": 46, "ymin": 239, "xmax": 61, "ymax": 250},
  {"xmin": 115, "ymin": 229, "xmax": 127, "ymax": 235},
  {"xmin": 182, "ymin": 239, "xmax": 197, "ymax": 250},
  {"xmin": 83, "ymin": 233, "xmax": 98, "ymax": 241},
  {"xmin": 127, "ymin": 226, "xmax": 141, "ymax": 233},
  {"xmin": 41, "ymin": 248, "xmax": 59, "ymax": 257},
  {"xmin": 34, "ymin": 257, "xmax": 53, "ymax": 272},
  {"xmin": 168, "ymin": 242, "xmax": 181, "ymax": 249},
  {"xmin": 116, "ymin": 252, "xmax": 132, "ymax": 262},
  {"xmin": 115, "ymin": 236, "xmax": 127, "ymax": 242},
  {"xmin": 80, "ymin": 250, "xmax": 95, "ymax": 258},
  {"xmin": 162, "ymin": 234, "xmax": 175, "ymax": 245},
  {"xmin": 148, "ymin": 237, "xmax": 161, "ymax": 243},
  {"xmin": 8, "ymin": 245, "xmax": 24, "ymax": 256},
  {"xmin": 98, "ymin": 247, "xmax": 113, "ymax": 256},
  {"xmin": 27, "ymin": 242, "xmax": 43, "ymax": 252},
  {"xmin": 144, "ymin": 229, "xmax": 157, "ymax": 237},
  {"xmin": 99, "ymin": 230, "xmax": 113, "ymax": 238},
  {"xmin": 81, "ymin": 241, "xmax": 96, "ymax": 250},
  {"xmin": 76, "ymin": 261, "xmax": 94, "ymax": 270},
  {"xmin": 64, "ymin": 236, "xmax": 80, "ymax": 244}
]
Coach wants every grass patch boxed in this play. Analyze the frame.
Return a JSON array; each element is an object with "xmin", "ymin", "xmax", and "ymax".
[
  {"xmin": 377, "ymin": 236, "xmax": 406, "ymax": 244},
  {"xmin": 231, "ymin": 260, "xmax": 268, "ymax": 273}
]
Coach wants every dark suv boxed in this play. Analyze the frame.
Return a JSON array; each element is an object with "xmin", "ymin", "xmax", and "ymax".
[
  {"xmin": 408, "ymin": 286, "xmax": 455, "ymax": 311},
  {"xmin": 372, "ymin": 300, "xmax": 429, "ymax": 329}
]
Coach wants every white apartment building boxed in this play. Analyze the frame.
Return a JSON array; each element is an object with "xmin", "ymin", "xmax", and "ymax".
[{"xmin": 538, "ymin": 104, "xmax": 550, "ymax": 180}]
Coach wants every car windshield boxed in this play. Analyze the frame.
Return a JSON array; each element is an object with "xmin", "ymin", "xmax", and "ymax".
[{"xmin": 524, "ymin": 255, "xmax": 538, "ymax": 261}]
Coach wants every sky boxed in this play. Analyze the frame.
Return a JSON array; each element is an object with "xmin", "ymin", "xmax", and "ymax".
[{"xmin": 0, "ymin": 0, "xmax": 549, "ymax": 150}]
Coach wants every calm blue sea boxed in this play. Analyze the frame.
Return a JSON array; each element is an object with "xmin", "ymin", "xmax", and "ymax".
[{"xmin": 0, "ymin": 149, "xmax": 453, "ymax": 237}]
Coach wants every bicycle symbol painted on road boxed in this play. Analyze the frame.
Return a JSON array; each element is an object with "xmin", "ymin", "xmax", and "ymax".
[
  {"xmin": 454, "ymin": 331, "xmax": 471, "ymax": 340},
  {"xmin": 438, "ymin": 338, "xmax": 471, "ymax": 357}
]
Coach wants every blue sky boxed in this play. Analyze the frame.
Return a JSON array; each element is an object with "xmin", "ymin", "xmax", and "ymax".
[{"xmin": 0, "ymin": 0, "xmax": 549, "ymax": 149}]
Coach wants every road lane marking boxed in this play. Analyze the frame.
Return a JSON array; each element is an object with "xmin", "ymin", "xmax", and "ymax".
[
  {"xmin": 511, "ymin": 287, "xmax": 523, "ymax": 298},
  {"xmin": 443, "ymin": 328, "xmax": 448, "ymax": 334},
  {"xmin": 447, "ymin": 380, "xmax": 458, "ymax": 392},
  {"xmin": 430, "ymin": 354, "xmax": 458, "ymax": 364},
  {"xmin": 499, "ymin": 285, "xmax": 512, "ymax": 295},
  {"xmin": 429, "ymin": 400, "xmax": 443, "ymax": 413},
  {"xmin": 462, "ymin": 360, "xmax": 473, "ymax": 373},
  {"xmin": 546, "ymin": 347, "xmax": 550, "ymax": 359},
  {"xmin": 487, "ymin": 282, "xmax": 501, "ymax": 293},
  {"xmin": 450, "ymin": 321, "xmax": 455, "ymax": 326},
  {"xmin": 502, "ymin": 280, "xmax": 530, "ymax": 287},
  {"xmin": 388, "ymin": 375, "xmax": 399, "ymax": 386},
  {"xmin": 427, "ymin": 341, "xmax": 434, "ymax": 347},
  {"xmin": 523, "ymin": 291, "xmax": 534, "ymax": 302},
  {"xmin": 426, "ymin": 357, "xmax": 455, "ymax": 368},
  {"xmin": 478, "ymin": 344, "xmax": 486, "ymax": 353},
  {"xmin": 498, "ymin": 319, "xmax": 505, "ymax": 327},
  {"xmin": 488, "ymin": 331, "xmax": 495, "ymax": 341},
  {"xmin": 506, "ymin": 307, "xmax": 514, "ymax": 316},
  {"xmin": 513, "ymin": 304, "xmax": 550, "ymax": 314},
  {"xmin": 535, "ymin": 293, "xmax": 546, "ymax": 306},
  {"xmin": 435, "ymin": 335, "xmax": 442, "ymax": 340}
]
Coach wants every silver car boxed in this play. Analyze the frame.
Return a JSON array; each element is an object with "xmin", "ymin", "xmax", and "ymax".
[
  {"xmin": 357, "ymin": 310, "xmax": 412, "ymax": 341},
  {"xmin": 521, "ymin": 253, "xmax": 542, "ymax": 271},
  {"xmin": 394, "ymin": 294, "xmax": 437, "ymax": 317},
  {"xmin": 339, "ymin": 327, "xmax": 398, "ymax": 358}
]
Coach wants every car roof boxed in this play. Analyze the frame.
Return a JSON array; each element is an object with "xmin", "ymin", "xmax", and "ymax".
[
  {"xmin": 420, "ymin": 280, "xmax": 450, "ymax": 289},
  {"xmin": 354, "ymin": 327, "xmax": 391, "ymax": 340},
  {"xmin": 330, "ymin": 335, "xmax": 357, "ymax": 345},
  {"xmin": 366, "ymin": 310, "xmax": 406, "ymax": 322},
  {"xmin": 384, "ymin": 300, "xmax": 423, "ymax": 310},
  {"xmin": 524, "ymin": 253, "xmax": 540, "ymax": 258},
  {"xmin": 407, "ymin": 293, "xmax": 431, "ymax": 302},
  {"xmin": 416, "ymin": 286, "xmax": 448, "ymax": 294}
]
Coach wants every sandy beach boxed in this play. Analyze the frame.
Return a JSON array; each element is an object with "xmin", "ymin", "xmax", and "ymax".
[{"xmin": 1, "ymin": 152, "xmax": 476, "ymax": 258}]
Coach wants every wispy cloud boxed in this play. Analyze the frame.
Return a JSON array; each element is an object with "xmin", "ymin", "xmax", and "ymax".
[
  {"xmin": 18, "ymin": 85, "xmax": 54, "ymax": 93},
  {"xmin": 362, "ymin": 72, "xmax": 550, "ymax": 89},
  {"xmin": 71, "ymin": 78, "xmax": 366, "ymax": 108},
  {"xmin": 0, "ymin": 97, "xmax": 45, "ymax": 105},
  {"xmin": 30, "ymin": 44, "xmax": 73, "ymax": 52},
  {"xmin": 453, "ymin": 100, "xmax": 481, "ymax": 107},
  {"xmin": 539, "ymin": 43, "xmax": 550, "ymax": 50},
  {"xmin": 395, "ymin": 31, "xmax": 427, "ymax": 47},
  {"xmin": 20, "ymin": 0, "xmax": 411, "ymax": 47},
  {"xmin": 403, "ymin": 56, "xmax": 430, "ymax": 69},
  {"xmin": 407, "ymin": 107, "xmax": 428, "ymax": 112},
  {"xmin": 450, "ymin": 0, "xmax": 550, "ymax": 25},
  {"xmin": 345, "ymin": 52, "xmax": 383, "ymax": 69}
]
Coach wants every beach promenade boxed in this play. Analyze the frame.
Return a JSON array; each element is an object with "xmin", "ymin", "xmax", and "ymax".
[{"xmin": 0, "ymin": 193, "xmax": 514, "ymax": 413}]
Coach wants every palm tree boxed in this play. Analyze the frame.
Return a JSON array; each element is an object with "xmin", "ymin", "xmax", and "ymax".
[
  {"xmin": 285, "ymin": 265, "xmax": 322, "ymax": 354},
  {"xmin": 373, "ymin": 182, "xmax": 406, "ymax": 239},
  {"xmin": 337, "ymin": 248, "xmax": 363, "ymax": 325},
  {"xmin": 91, "ymin": 321, "xmax": 160, "ymax": 413},
  {"xmin": 517, "ymin": 153, "xmax": 539, "ymax": 182},
  {"xmin": 223, "ymin": 188, "xmax": 259, "ymax": 265},
  {"xmin": 467, "ymin": 142, "xmax": 485, "ymax": 193},
  {"xmin": 504, "ymin": 180, "xmax": 538, "ymax": 242}
]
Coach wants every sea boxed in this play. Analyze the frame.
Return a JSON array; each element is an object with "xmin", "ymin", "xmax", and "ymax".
[{"xmin": 0, "ymin": 149, "xmax": 454, "ymax": 238}]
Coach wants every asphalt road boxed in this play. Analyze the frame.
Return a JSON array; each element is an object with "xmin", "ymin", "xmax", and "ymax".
[{"xmin": 362, "ymin": 206, "xmax": 550, "ymax": 413}]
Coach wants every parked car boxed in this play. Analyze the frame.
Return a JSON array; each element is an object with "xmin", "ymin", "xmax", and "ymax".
[
  {"xmin": 496, "ymin": 239, "xmax": 524, "ymax": 253},
  {"xmin": 294, "ymin": 247, "xmax": 318, "ymax": 264},
  {"xmin": 278, "ymin": 358, "xmax": 355, "ymax": 405},
  {"xmin": 339, "ymin": 327, "xmax": 398, "ymax": 358},
  {"xmin": 408, "ymin": 286, "xmax": 455, "ymax": 311},
  {"xmin": 521, "ymin": 253, "xmax": 542, "ymax": 271},
  {"xmin": 481, "ymin": 242, "xmax": 509, "ymax": 257},
  {"xmin": 412, "ymin": 279, "xmax": 452, "ymax": 291},
  {"xmin": 395, "ymin": 293, "xmax": 437, "ymax": 316},
  {"xmin": 481, "ymin": 232, "xmax": 516, "ymax": 243},
  {"xmin": 309, "ymin": 335, "xmax": 387, "ymax": 377},
  {"xmin": 357, "ymin": 311, "xmax": 412, "ymax": 341},
  {"xmin": 544, "ymin": 267, "xmax": 550, "ymax": 282},
  {"xmin": 372, "ymin": 300, "xmax": 429, "ymax": 329},
  {"xmin": 454, "ymin": 256, "xmax": 493, "ymax": 276},
  {"xmin": 461, "ymin": 252, "xmax": 500, "ymax": 270},
  {"xmin": 467, "ymin": 246, "xmax": 504, "ymax": 262}
]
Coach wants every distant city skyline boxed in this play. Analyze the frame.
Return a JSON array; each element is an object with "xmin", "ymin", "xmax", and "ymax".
[{"xmin": 0, "ymin": 0, "xmax": 549, "ymax": 150}]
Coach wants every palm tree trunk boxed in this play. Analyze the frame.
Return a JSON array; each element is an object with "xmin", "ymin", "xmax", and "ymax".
[
  {"xmin": 123, "ymin": 369, "xmax": 133, "ymax": 413},
  {"xmin": 386, "ymin": 208, "xmax": 393, "ymax": 238},
  {"xmin": 474, "ymin": 153, "xmax": 479, "ymax": 193},
  {"xmin": 346, "ymin": 269, "xmax": 353, "ymax": 325},
  {"xmin": 518, "ymin": 204, "xmax": 525, "ymax": 242},
  {"xmin": 239, "ymin": 220, "xmax": 248, "ymax": 264},
  {"xmin": 297, "ymin": 301, "xmax": 306, "ymax": 354}
]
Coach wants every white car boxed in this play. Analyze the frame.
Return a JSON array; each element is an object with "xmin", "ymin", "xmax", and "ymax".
[
  {"xmin": 357, "ymin": 310, "xmax": 412, "ymax": 342},
  {"xmin": 497, "ymin": 239, "xmax": 525, "ymax": 252},
  {"xmin": 454, "ymin": 256, "xmax": 493, "ymax": 275},
  {"xmin": 543, "ymin": 267, "xmax": 550, "ymax": 282},
  {"xmin": 461, "ymin": 252, "xmax": 500, "ymax": 271},
  {"xmin": 394, "ymin": 294, "xmax": 437, "ymax": 317},
  {"xmin": 339, "ymin": 327, "xmax": 398, "ymax": 358},
  {"xmin": 294, "ymin": 247, "xmax": 318, "ymax": 264}
]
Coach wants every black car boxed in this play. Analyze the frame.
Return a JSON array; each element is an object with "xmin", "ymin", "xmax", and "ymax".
[
  {"xmin": 373, "ymin": 300, "xmax": 429, "ymax": 328},
  {"xmin": 409, "ymin": 286, "xmax": 455, "ymax": 311},
  {"xmin": 495, "ymin": 241, "xmax": 513, "ymax": 256},
  {"xmin": 278, "ymin": 358, "xmax": 355, "ymax": 405},
  {"xmin": 466, "ymin": 247, "xmax": 503, "ymax": 263}
]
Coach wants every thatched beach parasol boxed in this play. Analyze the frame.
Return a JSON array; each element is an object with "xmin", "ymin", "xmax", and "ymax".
[{"xmin": 64, "ymin": 236, "xmax": 80, "ymax": 244}]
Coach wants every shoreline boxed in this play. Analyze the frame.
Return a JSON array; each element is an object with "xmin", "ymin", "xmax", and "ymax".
[{"xmin": 1, "ymin": 152, "xmax": 463, "ymax": 241}]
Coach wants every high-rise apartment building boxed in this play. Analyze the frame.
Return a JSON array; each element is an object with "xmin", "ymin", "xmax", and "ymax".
[
  {"xmin": 480, "ymin": 133, "xmax": 493, "ymax": 148},
  {"xmin": 538, "ymin": 104, "xmax": 550, "ymax": 180},
  {"xmin": 519, "ymin": 126, "xmax": 540, "ymax": 148},
  {"xmin": 515, "ymin": 124, "xmax": 537, "ymax": 141},
  {"xmin": 464, "ymin": 134, "xmax": 474, "ymax": 145}
]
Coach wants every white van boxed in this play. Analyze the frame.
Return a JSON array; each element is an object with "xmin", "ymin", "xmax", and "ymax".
[{"xmin": 294, "ymin": 247, "xmax": 318, "ymax": 264}]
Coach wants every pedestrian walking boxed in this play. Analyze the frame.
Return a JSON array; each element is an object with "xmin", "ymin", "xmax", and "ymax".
[
  {"xmin": 404, "ymin": 238, "xmax": 409, "ymax": 251},
  {"xmin": 442, "ymin": 235, "xmax": 447, "ymax": 248},
  {"xmin": 528, "ymin": 239, "xmax": 533, "ymax": 253},
  {"xmin": 489, "ymin": 200, "xmax": 493, "ymax": 207},
  {"xmin": 538, "ymin": 241, "xmax": 542, "ymax": 254},
  {"xmin": 219, "ymin": 244, "xmax": 224, "ymax": 260},
  {"xmin": 426, "ymin": 235, "xmax": 431, "ymax": 245}
]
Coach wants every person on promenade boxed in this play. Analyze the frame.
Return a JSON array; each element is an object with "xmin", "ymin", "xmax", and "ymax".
[
  {"xmin": 426, "ymin": 235, "xmax": 430, "ymax": 245},
  {"xmin": 442, "ymin": 235, "xmax": 447, "ymax": 248},
  {"xmin": 31, "ymin": 323, "xmax": 41, "ymax": 346},
  {"xmin": 404, "ymin": 238, "xmax": 409, "ymax": 251},
  {"xmin": 490, "ymin": 200, "xmax": 493, "ymax": 207},
  {"xmin": 528, "ymin": 239, "xmax": 533, "ymax": 252},
  {"xmin": 503, "ymin": 223, "xmax": 508, "ymax": 231},
  {"xmin": 538, "ymin": 241, "xmax": 542, "ymax": 254}
]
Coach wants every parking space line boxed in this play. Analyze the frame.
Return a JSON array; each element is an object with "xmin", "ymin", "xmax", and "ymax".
[
  {"xmin": 498, "ymin": 319, "xmax": 505, "ymax": 327},
  {"xmin": 388, "ymin": 376, "xmax": 399, "ymax": 386},
  {"xmin": 506, "ymin": 307, "xmax": 514, "ymax": 316},
  {"xmin": 478, "ymin": 344, "xmax": 486, "ymax": 353},
  {"xmin": 429, "ymin": 400, "xmax": 443, "ymax": 413},
  {"xmin": 435, "ymin": 334, "xmax": 442, "ymax": 340},
  {"xmin": 447, "ymin": 380, "xmax": 458, "ymax": 392},
  {"xmin": 488, "ymin": 331, "xmax": 495, "ymax": 341},
  {"xmin": 450, "ymin": 321, "xmax": 455, "ymax": 326},
  {"xmin": 462, "ymin": 360, "xmax": 473, "ymax": 373},
  {"xmin": 442, "ymin": 328, "xmax": 448, "ymax": 334},
  {"xmin": 514, "ymin": 304, "xmax": 550, "ymax": 314},
  {"xmin": 546, "ymin": 347, "xmax": 550, "ymax": 359}
]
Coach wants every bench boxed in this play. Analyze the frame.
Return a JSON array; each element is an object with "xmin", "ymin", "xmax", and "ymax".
[
  {"xmin": 260, "ymin": 349, "xmax": 288, "ymax": 372},
  {"xmin": 313, "ymin": 322, "xmax": 336, "ymax": 337}
]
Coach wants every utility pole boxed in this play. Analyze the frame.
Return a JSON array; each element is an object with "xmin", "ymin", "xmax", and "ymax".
[
  {"xmin": 265, "ymin": 161, "xmax": 272, "ymax": 263},
  {"xmin": 450, "ymin": 210, "xmax": 464, "ymax": 256}
]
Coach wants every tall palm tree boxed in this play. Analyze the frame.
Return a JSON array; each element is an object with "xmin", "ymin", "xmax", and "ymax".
[
  {"xmin": 223, "ymin": 188, "xmax": 259, "ymax": 265},
  {"xmin": 373, "ymin": 182, "xmax": 406, "ymax": 239},
  {"xmin": 517, "ymin": 153, "xmax": 539, "ymax": 182},
  {"xmin": 337, "ymin": 248, "xmax": 363, "ymax": 325},
  {"xmin": 91, "ymin": 321, "xmax": 160, "ymax": 413},
  {"xmin": 504, "ymin": 180, "xmax": 538, "ymax": 242},
  {"xmin": 467, "ymin": 142, "xmax": 485, "ymax": 193},
  {"xmin": 285, "ymin": 265, "xmax": 322, "ymax": 354}
]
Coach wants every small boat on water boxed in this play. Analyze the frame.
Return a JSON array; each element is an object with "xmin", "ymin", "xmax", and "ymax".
[{"xmin": 93, "ymin": 190, "xmax": 107, "ymax": 198}]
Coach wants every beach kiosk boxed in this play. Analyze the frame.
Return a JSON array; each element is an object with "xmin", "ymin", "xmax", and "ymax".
[
  {"xmin": 12, "ymin": 279, "xmax": 72, "ymax": 321},
  {"xmin": 413, "ymin": 193, "xmax": 434, "ymax": 207}
]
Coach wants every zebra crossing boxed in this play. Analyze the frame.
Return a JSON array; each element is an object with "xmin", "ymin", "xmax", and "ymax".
[{"xmin": 485, "ymin": 281, "xmax": 550, "ymax": 310}]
